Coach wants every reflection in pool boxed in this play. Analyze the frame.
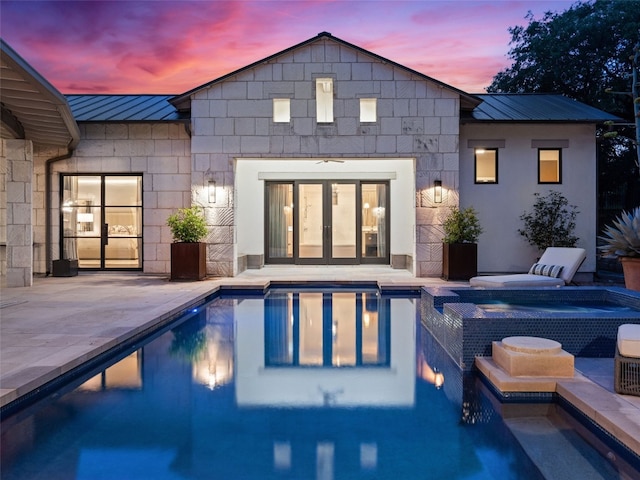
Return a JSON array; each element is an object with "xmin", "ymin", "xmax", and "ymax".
[{"xmin": 0, "ymin": 288, "xmax": 633, "ymax": 479}]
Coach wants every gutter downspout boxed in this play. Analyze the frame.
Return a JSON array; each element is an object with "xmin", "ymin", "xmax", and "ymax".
[{"xmin": 45, "ymin": 148, "xmax": 74, "ymax": 276}]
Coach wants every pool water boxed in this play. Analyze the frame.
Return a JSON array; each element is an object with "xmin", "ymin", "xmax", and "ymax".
[
  {"xmin": 0, "ymin": 289, "xmax": 632, "ymax": 479},
  {"xmin": 477, "ymin": 301, "xmax": 636, "ymax": 314}
]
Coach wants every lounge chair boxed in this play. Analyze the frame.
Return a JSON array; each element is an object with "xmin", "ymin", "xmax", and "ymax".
[{"xmin": 469, "ymin": 247, "xmax": 586, "ymax": 287}]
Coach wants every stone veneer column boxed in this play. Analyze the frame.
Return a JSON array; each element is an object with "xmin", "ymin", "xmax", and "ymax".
[{"xmin": 2, "ymin": 139, "xmax": 33, "ymax": 287}]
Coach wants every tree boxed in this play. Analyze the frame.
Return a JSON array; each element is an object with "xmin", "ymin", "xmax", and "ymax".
[
  {"xmin": 489, "ymin": 0, "xmax": 639, "ymax": 117},
  {"xmin": 488, "ymin": 0, "xmax": 640, "ymax": 229}
]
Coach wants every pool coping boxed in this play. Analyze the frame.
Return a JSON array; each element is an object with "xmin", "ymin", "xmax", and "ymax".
[{"xmin": 476, "ymin": 356, "xmax": 640, "ymax": 458}]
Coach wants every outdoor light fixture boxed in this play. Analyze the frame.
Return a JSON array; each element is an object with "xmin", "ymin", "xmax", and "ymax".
[
  {"xmin": 208, "ymin": 180, "xmax": 217, "ymax": 203},
  {"xmin": 434, "ymin": 180, "xmax": 442, "ymax": 203}
]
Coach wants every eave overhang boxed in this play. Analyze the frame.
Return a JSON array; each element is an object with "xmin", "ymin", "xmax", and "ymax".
[{"xmin": 1, "ymin": 38, "xmax": 80, "ymax": 148}]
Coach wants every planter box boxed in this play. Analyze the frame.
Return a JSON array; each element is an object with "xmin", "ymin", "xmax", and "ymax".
[
  {"xmin": 171, "ymin": 242, "xmax": 206, "ymax": 281},
  {"xmin": 442, "ymin": 243, "xmax": 477, "ymax": 281},
  {"xmin": 52, "ymin": 259, "xmax": 78, "ymax": 277}
]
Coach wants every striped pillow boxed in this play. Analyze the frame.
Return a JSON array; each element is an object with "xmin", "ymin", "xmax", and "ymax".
[{"xmin": 528, "ymin": 263, "xmax": 564, "ymax": 278}]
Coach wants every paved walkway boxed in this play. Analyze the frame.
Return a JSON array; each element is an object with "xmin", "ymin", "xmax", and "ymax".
[{"xmin": 1, "ymin": 268, "xmax": 639, "ymax": 460}]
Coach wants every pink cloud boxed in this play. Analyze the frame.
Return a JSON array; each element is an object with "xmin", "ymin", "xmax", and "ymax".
[{"xmin": 1, "ymin": 0, "xmax": 574, "ymax": 94}]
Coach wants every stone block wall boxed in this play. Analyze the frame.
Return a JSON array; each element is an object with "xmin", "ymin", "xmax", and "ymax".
[
  {"xmin": 190, "ymin": 37, "xmax": 461, "ymax": 276},
  {"xmin": 35, "ymin": 123, "xmax": 191, "ymax": 275},
  {"xmin": 1, "ymin": 139, "xmax": 33, "ymax": 286}
]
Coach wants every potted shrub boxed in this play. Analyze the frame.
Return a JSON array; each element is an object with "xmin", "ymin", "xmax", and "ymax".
[
  {"xmin": 598, "ymin": 206, "xmax": 640, "ymax": 291},
  {"xmin": 442, "ymin": 206, "xmax": 483, "ymax": 281},
  {"xmin": 167, "ymin": 206, "xmax": 208, "ymax": 281}
]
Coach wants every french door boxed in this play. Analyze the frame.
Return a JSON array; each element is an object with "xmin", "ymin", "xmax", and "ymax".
[
  {"xmin": 60, "ymin": 174, "xmax": 143, "ymax": 270},
  {"xmin": 265, "ymin": 180, "xmax": 389, "ymax": 265}
]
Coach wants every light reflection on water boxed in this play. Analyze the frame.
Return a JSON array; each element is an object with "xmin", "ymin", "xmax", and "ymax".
[
  {"xmin": 477, "ymin": 301, "xmax": 634, "ymax": 314},
  {"xmin": 0, "ymin": 289, "xmax": 631, "ymax": 480}
]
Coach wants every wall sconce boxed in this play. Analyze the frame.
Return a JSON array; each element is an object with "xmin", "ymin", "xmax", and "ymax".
[
  {"xmin": 208, "ymin": 180, "xmax": 217, "ymax": 203},
  {"xmin": 434, "ymin": 180, "xmax": 442, "ymax": 204}
]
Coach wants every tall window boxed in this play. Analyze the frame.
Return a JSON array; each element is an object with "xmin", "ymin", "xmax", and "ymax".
[
  {"xmin": 360, "ymin": 98, "xmax": 377, "ymax": 122},
  {"xmin": 316, "ymin": 78, "xmax": 334, "ymax": 123},
  {"xmin": 474, "ymin": 148, "xmax": 498, "ymax": 183},
  {"xmin": 538, "ymin": 148, "xmax": 561, "ymax": 183},
  {"xmin": 273, "ymin": 98, "xmax": 290, "ymax": 123}
]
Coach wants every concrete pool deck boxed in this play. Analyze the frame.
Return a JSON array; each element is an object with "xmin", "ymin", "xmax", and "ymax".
[{"xmin": 1, "ymin": 268, "xmax": 639, "ymax": 458}]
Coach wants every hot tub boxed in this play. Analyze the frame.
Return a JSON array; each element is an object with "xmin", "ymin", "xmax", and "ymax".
[{"xmin": 420, "ymin": 286, "xmax": 640, "ymax": 371}]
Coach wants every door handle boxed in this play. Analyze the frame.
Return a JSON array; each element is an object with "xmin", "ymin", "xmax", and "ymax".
[{"xmin": 102, "ymin": 224, "xmax": 109, "ymax": 245}]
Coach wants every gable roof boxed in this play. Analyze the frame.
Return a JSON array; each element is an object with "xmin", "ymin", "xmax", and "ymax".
[
  {"xmin": 0, "ymin": 39, "xmax": 80, "ymax": 147},
  {"xmin": 463, "ymin": 94, "xmax": 622, "ymax": 123},
  {"xmin": 66, "ymin": 94, "xmax": 186, "ymax": 122},
  {"xmin": 169, "ymin": 32, "xmax": 482, "ymax": 111}
]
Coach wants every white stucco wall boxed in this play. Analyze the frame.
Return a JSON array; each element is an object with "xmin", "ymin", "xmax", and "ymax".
[
  {"xmin": 235, "ymin": 158, "xmax": 415, "ymax": 261},
  {"xmin": 459, "ymin": 123, "xmax": 597, "ymax": 274}
]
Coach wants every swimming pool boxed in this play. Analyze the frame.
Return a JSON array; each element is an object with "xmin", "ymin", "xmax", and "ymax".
[{"xmin": 1, "ymin": 287, "xmax": 636, "ymax": 479}]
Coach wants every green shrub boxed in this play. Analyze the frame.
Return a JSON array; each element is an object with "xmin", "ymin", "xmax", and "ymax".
[
  {"xmin": 167, "ymin": 206, "xmax": 208, "ymax": 243},
  {"xmin": 443, "ymin": 206, "xmax": 483, "ymax": 243},
  {"xmin": 518, "ymin": 191, "xmax": 579, "ymax": 250}
]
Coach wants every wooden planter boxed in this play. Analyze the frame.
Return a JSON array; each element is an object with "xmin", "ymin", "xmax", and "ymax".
[
  {"xmin": 442, "ymin": 243, "xmax": 477, "ymax": 281},
  {"xmin": 171, "ymin": 242, "xmax": 206, "ymax": 281},
  {"xmin": 621, "ymin": 257, "xmax": 640, "ymax": 292}
]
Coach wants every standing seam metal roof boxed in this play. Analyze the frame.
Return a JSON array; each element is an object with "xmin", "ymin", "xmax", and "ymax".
[
  {"xmin": 66, "ymin": 95, "xmax": 185, "ymax": 122},
  {"xmin": 464, "ymin": 94, "xmax": 622, "ymax": 122}
]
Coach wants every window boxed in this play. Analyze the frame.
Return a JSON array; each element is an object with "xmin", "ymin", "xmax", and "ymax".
[
  {"xmin": 538, "ymin": 149, "xmax": 561, "ymax": 183},
  {"xmin": 360, "ymin": 98, "xmax": 377, "ymax": 122},
  {"xmin": 474, "ymin": 148, "xmax": 498, "ymax": 183},
  {"xmin": 316, "ymin": 78, "xmax": 333, "ymax": 123},
  {"xmin": 273, "ymin": 98, "xmax": 290, "ymax": 123}
]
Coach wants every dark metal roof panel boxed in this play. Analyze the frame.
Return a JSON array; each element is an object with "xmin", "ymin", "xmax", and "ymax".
[
  {"xmin": 467, "ymin": 94, "xmax": 622, "ymax": 122},
  {"xmin": 66, "ymin": 95, "xmax": 184, "ymax": 121}
]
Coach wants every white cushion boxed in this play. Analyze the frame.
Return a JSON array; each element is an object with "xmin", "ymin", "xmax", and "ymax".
[
  {"xmin": 618, "ymin": 324, "xmax": 640, "ymax": 358},
  {"xmin": 469, "ymin": 274, "xmax": 565, "ymax": 288}
]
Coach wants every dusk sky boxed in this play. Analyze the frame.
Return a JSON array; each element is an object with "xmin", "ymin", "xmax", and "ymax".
[{"xmin": 1, "ymin": 0, "xmax": 575, "ymax": 95}]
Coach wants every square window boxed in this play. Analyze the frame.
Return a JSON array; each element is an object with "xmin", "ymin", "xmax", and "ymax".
[
  {"xmin": 360, "ymin": 98, "xmax": 377, "ymax": 122},
  {"xmin": 475, "ymin": 148, "xmax": 498, "ymax": 183},
  {"xmin": 539, "ymin": 149, "xmax": 561, "ymax": 183},
  {"xmin": 316, "ymin": 78, "xmax": 333, "ymax": 123},
  {"xmin": 273, "ymin": 98, "xmax": 290, "ymax": 123}
]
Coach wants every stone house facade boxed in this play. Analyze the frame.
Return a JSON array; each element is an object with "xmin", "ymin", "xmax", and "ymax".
[{"xmin": 1, "ymin": 33, "xmax": 620, "ymax": 286}]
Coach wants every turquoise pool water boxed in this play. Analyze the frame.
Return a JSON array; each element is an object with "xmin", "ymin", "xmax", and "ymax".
[{"xmin": 0, "ymin": 288, "xmax": 634, "ymax": 479}]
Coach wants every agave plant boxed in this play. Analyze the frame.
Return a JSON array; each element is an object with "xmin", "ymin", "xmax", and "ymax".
[{"xmin": 598, "ymin": 207, "xmax": 640, "ymax": 258}]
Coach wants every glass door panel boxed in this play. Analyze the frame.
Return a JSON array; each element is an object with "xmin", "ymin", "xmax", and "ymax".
[
  {"xmin": 61, "ymin": 176, "xmax": 101, "ymax": 267},
  {"xmin": 331, "ymin": 183, "xmax": 356, "ymax": 259},
  {"xmin": 265, "ymin": 183, "xmax": 293, "ymax": 261},
  {"xmin": 298, "ymin": 183, "xmax": 324, "ymax": 260},
  {"xmin": 361, "ymin": 183, "xmax": 387, "ymax": 261},
  {"xmin": 104, "ymin": 177, "xmax": 142, "ymax": 269}
]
